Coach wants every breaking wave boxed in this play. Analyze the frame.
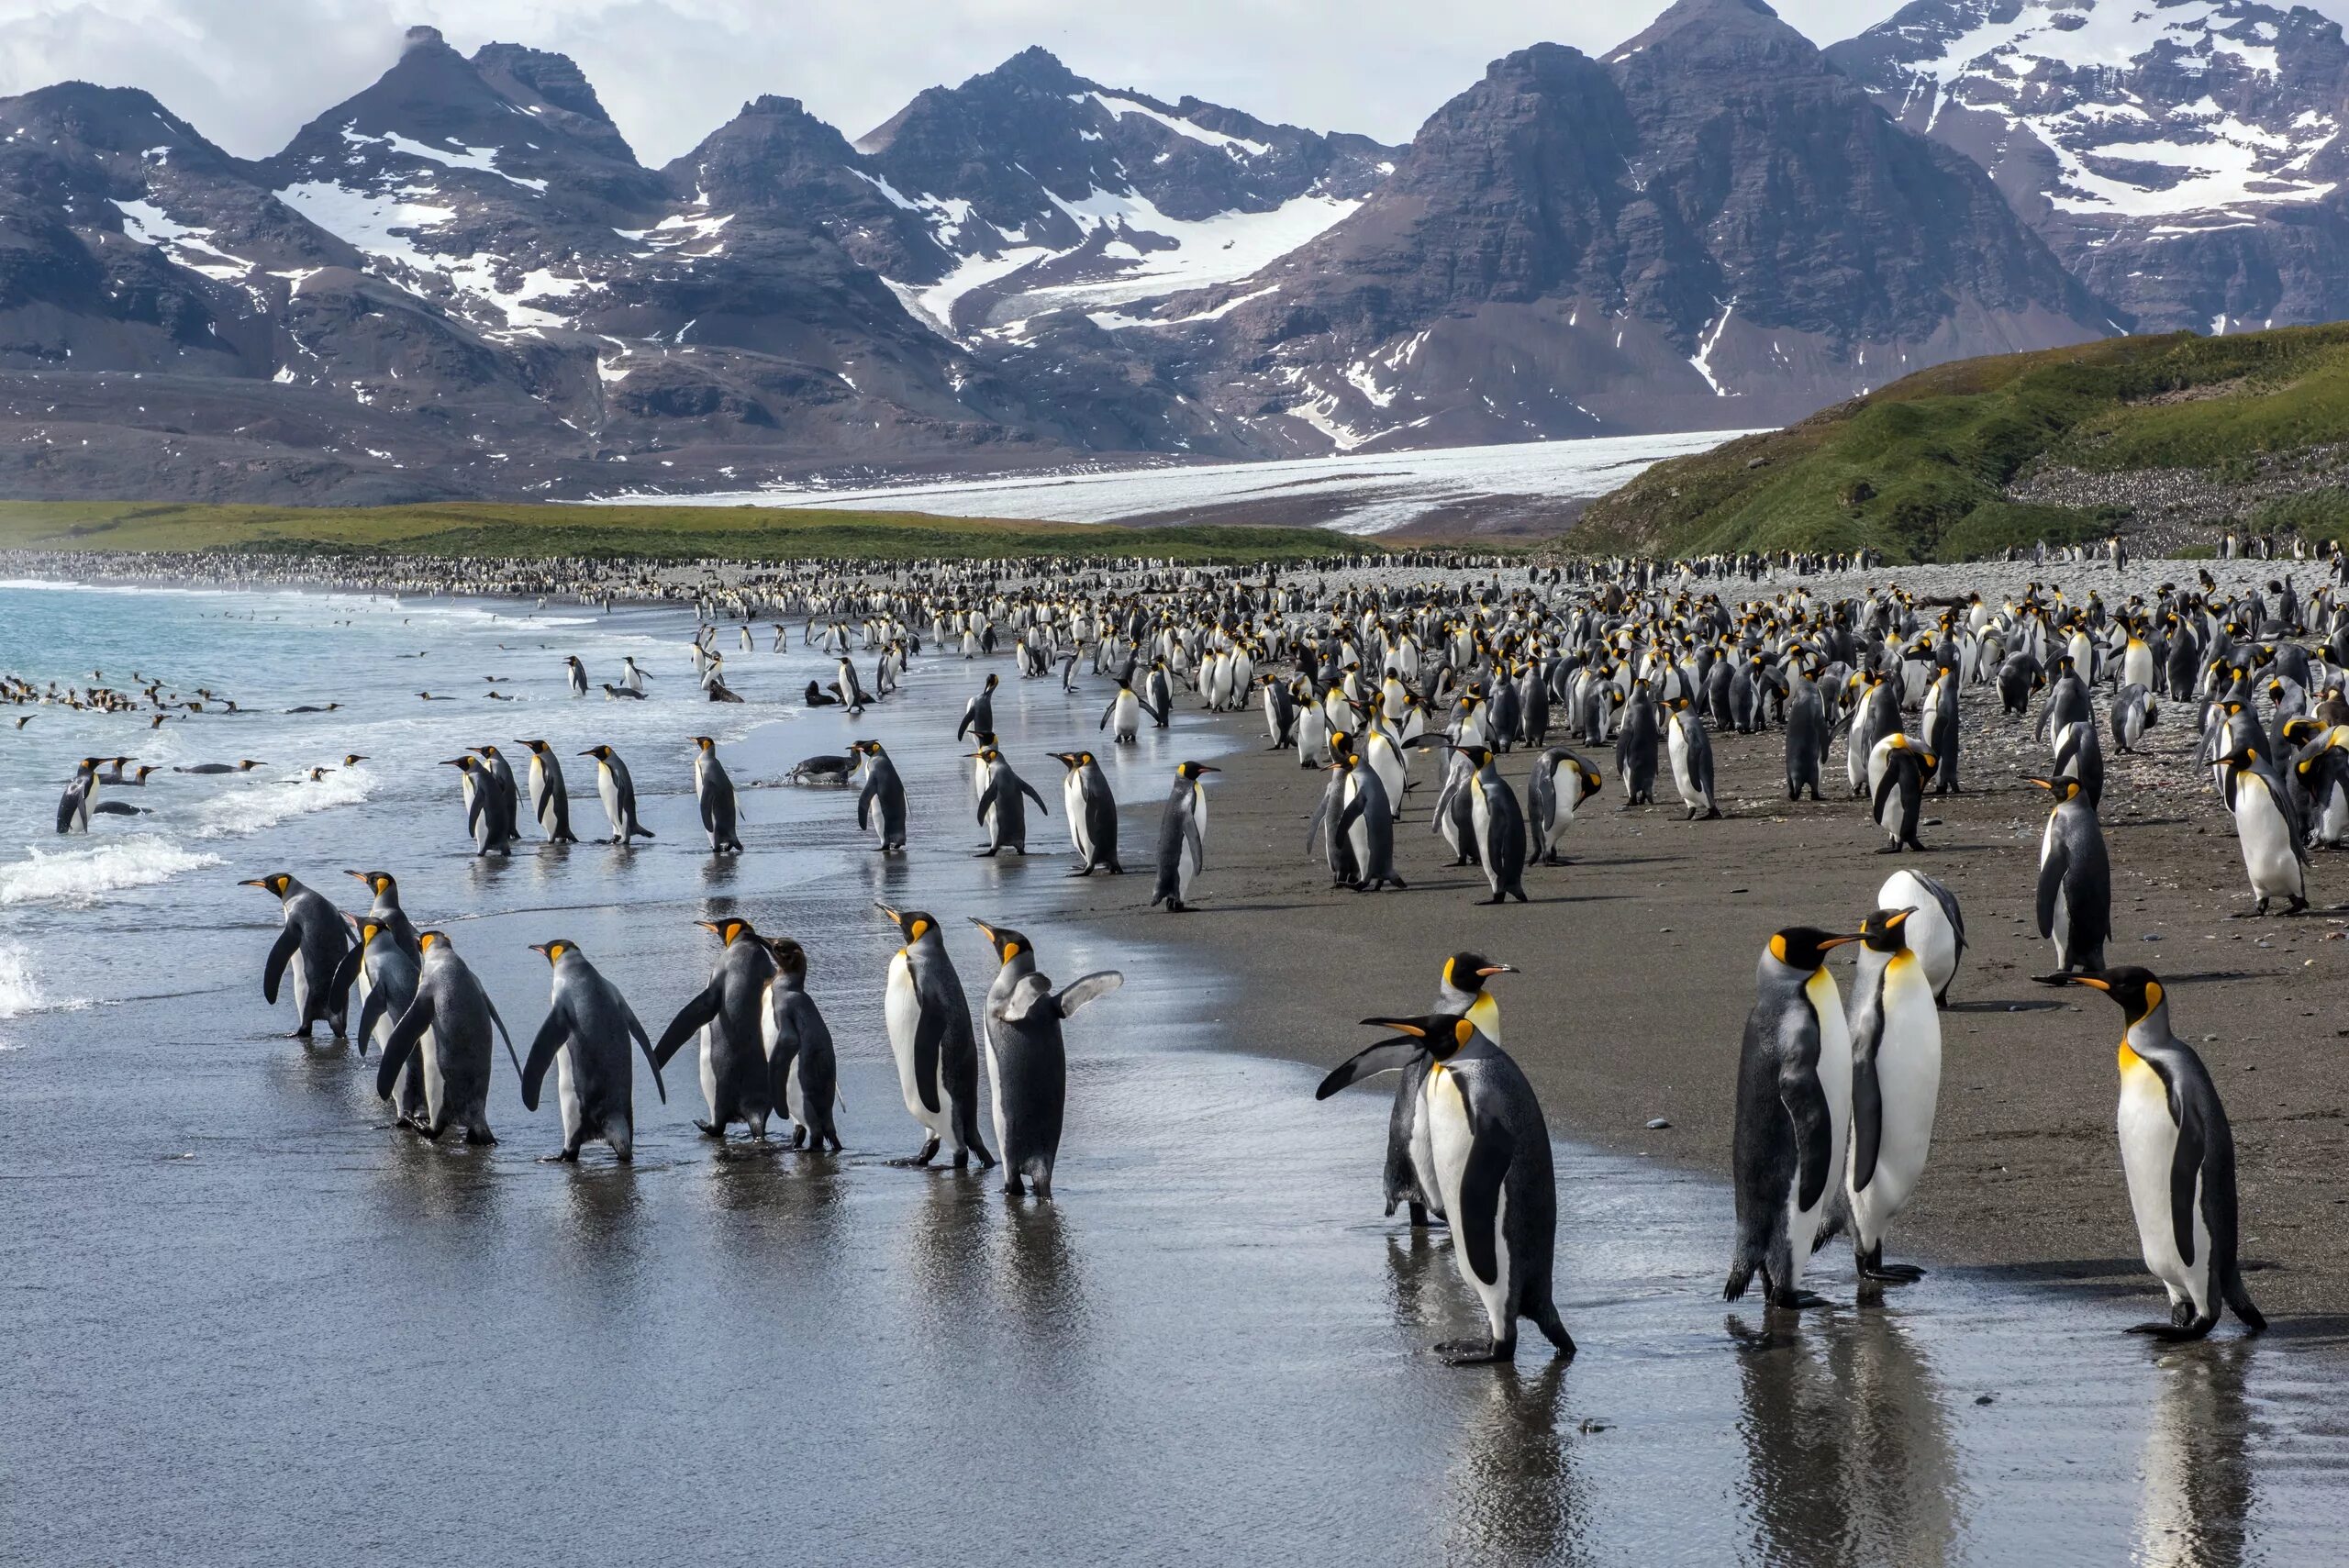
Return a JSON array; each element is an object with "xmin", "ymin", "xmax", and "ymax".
[{"xmin": 0, "ymin": 835, "xmax": 228, "ymax": 907}]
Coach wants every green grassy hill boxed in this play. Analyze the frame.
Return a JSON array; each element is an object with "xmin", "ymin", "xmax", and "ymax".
[
  {"xmin": 1570, "ymin": 324, "xmax": 2349, "ymax": 561},
  {"xmin": 0, "ymin": 501, "xmax": 1370, "ymax": 564}
]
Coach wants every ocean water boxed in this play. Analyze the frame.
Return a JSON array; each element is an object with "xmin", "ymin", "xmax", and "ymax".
[{"xmin": 2, "ymin": 578, "xmax": 2344, "ymax": 1565}]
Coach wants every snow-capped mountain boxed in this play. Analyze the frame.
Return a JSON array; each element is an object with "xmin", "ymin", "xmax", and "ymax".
[{"xmin": 1828, "ymin": 0, "xmax": 2349, "ymax": 332}]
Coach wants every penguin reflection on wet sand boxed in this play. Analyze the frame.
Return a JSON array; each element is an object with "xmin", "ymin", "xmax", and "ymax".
[
  {"xmin": 520, "ymin": 940, "xmax": 666, "ymax": 1162},
  {"xmin": 1727, "ymin": 926, "xmax": 1865, "ymax": 1310},
  {"xmin": 1319, "ymin": 1013, "xmax": 1574, "ymax": 1365},
  {"xmin": 2037, "ymin": 968, "xmax": 2265, "ymax": 1340},
  {"xmin": 241, "ymin": 873, "xmax": 351, "ymax": 1040}
]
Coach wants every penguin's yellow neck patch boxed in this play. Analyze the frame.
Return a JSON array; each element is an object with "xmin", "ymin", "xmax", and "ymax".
[{"xmin": 2117, "ymin": 1041, "xmax": 2149, "ymax": 1076}]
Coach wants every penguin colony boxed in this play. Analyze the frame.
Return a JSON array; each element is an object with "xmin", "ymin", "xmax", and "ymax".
[{"xmin": 33, "ymin": 550, "xmax": 2341, "ymax": 1363}]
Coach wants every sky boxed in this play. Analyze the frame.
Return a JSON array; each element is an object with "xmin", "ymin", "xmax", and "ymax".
[{"xmin": 1, "ymin": 0, "xmax": 1967, "ymax": 164}]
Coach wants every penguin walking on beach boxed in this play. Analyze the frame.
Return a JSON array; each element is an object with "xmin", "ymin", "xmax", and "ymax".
[
  {"xmin": 1876, "ymin": 868, "xmax": 1965, "ymax": 1006},
  {"xmin": 441, "ymin": 755, "xmax": 514, "ymax": 857},
  {"xmin": 973, "ymin": 746, "xmax": 1048, "ymax": 855},
  {"xmin": 343, "ymin": 917, "xmax": 427, "ymax": 1122},
  {"xmin": 564, "ymin": 655, "xmax": 588, "ymax": 697},
  {"xmin": 1100, "ymin": 680, "xmax": 1149, "ymax": 743},
  {"xmin": 2036, "ymin": 968, "xmax": 2265, "ymax": 1340},
  {"xmin": 336, "ymin": 869, "xmax": 424, "ymax": 995},
  {"xmin": 761, "ymin": 936, "xmax": 841, "ymax": 1151},
  {"xmin": 1319, "ymin": 1012, "xmax": 1575, "ymax": 1365},
  {"xmin": 1529, "ymin": 746, "xmax": 1602, "ymax": 864},
  {"xmin": 1053, "ymin": 751, "xmax": 1123, "ymax": 875},
  {"xmin": 514, "ymin": 740, "xmax": 578, "ymax": 842},
  {"xmin": 1453, "ymin": 744, "xmax": 1530, "ymax": 903},
  {"xmin": 1784, "ymin": 679, "xmax": 1831, "ymax": 802},
  {"xmin": 471, "ymin": 745, "xmax": 525, "ymax": 843},
  {"xmin": 958, "ymin": 673, "xmax": 998, "ymax": 742},
  {"xmin": 1665, "ymin": 697, "xmax": 1721, "ymax": 820},
  {"xmin": 1921, "ymin": 667, "xmax": 1963, "ymax": 793},
  {"xmin": 1259, "ymin": 673, "xmax": 1298, "ymax": 750},
  {"xmin": 1381, "ymin": 954, "xmax": 1513, "ymax": 1228},
  {"xmin": 241, "ymin": 873, "xmax": 351, "ymax": 1040},
  {"xmin": 2032, "ymin": 774, "xmax": 2111, "ymax": 972},
  {"xmin": 1845, "ymin": 907, "xmax": 1940, "ymax": 1287},
  {"xmin": 1868, "ymin": 732, "xmax": 1933, "ymax": 853},
  {"xmin": 852, "ymin": 740, "xmax": 908, "ymax": 852},
  {"xmin": 651, "ymin": 917, "xmax": 777, "ymax": 1140},
  {"xmin": 973, "ymin": 920, "xmax": 1121, "ymax": 1197},
  {"xmin": 2218, "ymin": 744, "xmax": 2310, "ymax": 915},
  {"xmin": 579, "ymin": 745, "xmax": 653, "ymax": 845},
  {"xmin": 877, "ymin": 906, "xmax": 994, "ymax": 1168},
  {"xmin": 690, "ymin": 737, "xmax": 743, "ymax": 854},
  {"xmin": 377, "ymin": 930, "xmax": 520, "ymax": 1145},
  {"xmin": 1615, "ymin": 684, "xmax": 1661, "ymax": 806},
  {"xmin": 520, "ymin": 940, "xmax": 665, "ymax": 1162},
  {"xmin": 1726, "ymin": 925, "xmax": 1865, "ymax": 1309},
  {"xmin": 1323, "ymin": 742, "xmax": 1408, "ymax": 892},
  {"xmin": 1151, "ymin": 761, "xmax": 1217, "ymax": 911}
]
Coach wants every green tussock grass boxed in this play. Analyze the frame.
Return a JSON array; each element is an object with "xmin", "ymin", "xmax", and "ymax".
[
  {"xmin": 0, "ymin": 501, "xmax": 1373, "ymax": 564},
  {"xmin": 1572, "ymin": 323, "xmax": 2349, "ymax": 562}
]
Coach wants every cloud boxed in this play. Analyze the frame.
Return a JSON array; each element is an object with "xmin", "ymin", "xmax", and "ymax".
[{"xmin": 2, "ymin": 0, "xmax": 2320, "ymax": 165}]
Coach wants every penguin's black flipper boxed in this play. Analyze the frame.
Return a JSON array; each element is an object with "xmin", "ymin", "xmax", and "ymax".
[
  {"xmin": 1052, "ymin": 972, "xmax": 1123, "ymax": 1019},
  {"xmin": 325, "ymin": 940, "xmax": 365, "ymax": 1016},
  {"xmin": 376, "ymin": 992, "xmax": 436, "ymax": 1099},
  {"xmin": 1872, "ymin": 767, "xmax": 1899, "ymax": 831},
  {"xmin": 1781, "ymin": 1065, "xmax": 1836, "ymax": 1214},
  {"xmin": 910, "ymin": 1007, "xmax": 945, "ymax": 1116},
  {"xmin": 651, "ymin": 985, "xmax": 721, "ymax": 1070},
  {"xmin": 520, "ymin": 1004, "xmax": 570, "ymax": 1111},
  {"xmin": 2036, "ymin": 839, "xmax": 2070, "ymax": 940},
  {"xmin": 1019, "ymin": 779, "xmax": 1048, "ymax": 815},
  {"xmin": 1458, "ymin": 1124, "xmax": 1516, "ymax": 1287},
  {"xmin": 974, "ymin": 783, "xmax": 999, "ymax": 828},
  {"xmin": 1850, "ymin": 1052, "xmax": 1883, "ymax": 1194},
  {"xmin": 856, "ymin": 773, "xmax": 878, "ymax": 832},
  {"xmin": 2167, "ymin": 1087, "xmax": 2208, "ymax": 1267},
  {"xmin": 355, "ymin": 984, "xmax": 390, "ymax": 1059},
  {"xmin": 624, "ymin": 1003, "xmax": 667, "ymax": 1104},
  {"xmin": 484, "ymin": 996, "xmax": 525, "ymax": 1081},
  {"xmin": 1314, "ymin": 1039, "xmax": 1422, "ymax": 1099},
  {"xmin": 262, "ymin": 924, "xmax": 300, "ymax": 1005}
]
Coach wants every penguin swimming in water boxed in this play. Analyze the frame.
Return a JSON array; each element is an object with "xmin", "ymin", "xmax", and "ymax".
[
  {"xmin": 651, "ymin": 917, "xmax": 777, "ymax": 1140},
  {"xmin": 876, "ymin": 906, "xmax": 994, "ymax": 1168},
  {"xmin": 2030, "ymin": 774, "xmax": 2111, "ymax": 972},
  {"xmin": 1052, "ymin": 751, "xmax": 1123, "ymax": 875},
  {"xmin": 514, "ymin": 740, "xmax": 578, "ymax": 843},
  {"xmin": 377, "ymin": 930, "xmax": 521, "ymax": 1144},
  {"xmin": 1844, "ymin": 906, "xmax": 1940, "ymax": 1288},
  {"xmin": 578, "ymin": 745, "xmax": 653, "ymax": 845},
  {"xmin": 1150, "ymin": 761, "xmax": 1217, "ymax": 911},
  {"xmin": 2036, "ymin": 968, "xmax": 2265, "ymax": 1340},
  {"xmin": 972, "ymin": 746, "xmax": 1049, "ymax": 855},
  {"xmin": 1876, "ymin": 868, "xmax": 1965, "ymax": 1006},
  {"xmin": 519, "ymin": 940, "xmax": 665, "ymax": 1162},
  {"xmin": 972, "ymin": 920, "xmax": 1122, "ymax": 1197},
  {"xmin": 1726, "ymin": 925, "xmax": 1865, "ymax": 1309},
  {"xmin": 1319, "ymin": 1012, "xmax": 1575, "ymax": 1365},
  {"xmin": 852, "ymin": 740, "xmax": 908, "ymax": 853},
  {"xmin": 760, "ymin": 936, "xmax": 841, "ymax": 1151},
  {"xmin": 240, "ymin": 873, "xmax": 352, "ymax": 1040},
  {"xmin": 1382, "ymin": 954, "xmax": 1513, "ymax": 1228},
  {"xmin": 690, "ymin": 737, "xmax": 743, "ymax": 854}
]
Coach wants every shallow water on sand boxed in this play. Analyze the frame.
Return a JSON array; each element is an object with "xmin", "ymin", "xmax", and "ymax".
[{"xmin": 3, "ymin": 581, "xmax": 2345, "ymax": 1565}]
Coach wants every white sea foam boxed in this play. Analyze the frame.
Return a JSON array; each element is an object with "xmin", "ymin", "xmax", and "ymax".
[
  {"xmin": 0, "ymin": 836, "xmax": 225, "ymax": 907},
  {"xmin": 193, "ymin": 767, "xmax": 373, "ymax": 839},
  {"xmin": 0, "ymin": 940, "xmax": 83, "ymax": 1031}
]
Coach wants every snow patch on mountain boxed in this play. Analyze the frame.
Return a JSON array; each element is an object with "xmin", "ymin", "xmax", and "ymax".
[
  {"xmin": 1077, "ymin": 94, "xmax": 1274, "ymax": 158},
  {"xmin": 112, "ymin": 200, "xmax": 252, "ymax": 281}
]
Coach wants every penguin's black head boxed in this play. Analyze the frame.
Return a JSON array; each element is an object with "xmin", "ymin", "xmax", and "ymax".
[
  {"xmin": 2037, "ymin": 966, "xmax": 2165, "ymax": 1025},
  {"xmin": 417, "ymin": 930, "xmax": 448, "ymax": 953},
  {"xmin": 698, "ymin": 917, "xmax": 755, "ymax": 947},
  {"xmin": 1855, "ymin": 906, "xmax": 1914, "ymax": 952},
  {"xmin": 763, "ymin": 937, "xmax": 807, "ymax": 978},
  {"xmin": 2025, "ymin": 774, "xmax": 2086, "ymax": 803},
  {"xmin": 440, "ymin": 756, "xmax": 473, "ymax": 772},
  {"xmin": 344, "ymin": 869, "xmax": 395, "ymax": 896},
  {"xmin": 345, "ymin": 754, "xmax": 368, "ymax": 766},
  {"xmin": 878, "ymin": 905, "xmax": 936, "ymax": 943},
  {"xmin": 1356, "ymin": 1011, "xmax": 1479, "ymax": 1062},
  {"xmin": 1768, "ymin": 927, "xmax": 1864, "ymax": 971},
  {"xmin": 1175, "ymin": 761, "xmax": 1219, "ymax": 781},
  {"xmin": 516, "ymin": 740, "xmax": 547, "ymax": 753},
  {"xmin": 1442, "ymin": 954, "xmax": 1515, "ymax": 995},
  {"xmin": 239, "ymin": 873, "xmax": 292, "ymax": 896},
  {"xmin": 530, "ymin": 940, "xmax": 577, "ymax": 964},
  {"xmin": 580, "ymin": 745, "xmax": 611, "ymax": 760},
  {"xmin": 969, "ymin": 918, "xmax": 1030, "ymax": 965}
]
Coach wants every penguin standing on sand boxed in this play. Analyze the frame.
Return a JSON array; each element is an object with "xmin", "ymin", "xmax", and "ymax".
[
  {"xmin": 1845, "ymin": 907, "xmax": 1940, "ymax": 1287},
  {"xmin": 1665, "ymin": 697, "xmax": 1721, "ymax": 820},
  {"xmin": 972, "ymin": 746, "xmax": 1049, "ymax": 856},
  {"xmin": 1100, "ymin": 681, "xmax": 1147, "ymax": 743},
  {"xmin": 651, "ymin": 917, "xmax": 777, "ymax": 1140},
  {"xmin": 441, "ymin": 755, "xmax": 513, "ymax": 857},
  {"xmin": 343, "ymin": 917, "xmax": 427, "ymax": 1123},
  {"xmin": 1319, "ymin": 1013, "xmax": 1575, "ymax": 1365},
  {"xmin": 1725, "ymin": 925, "xmax": 1865, "ymax": 1309},
  {"xmin": 1453, "ymin": 744, "xmax": 1530, "ymax": 904},
  {"xmin": 957, "ymin": 673, "xmax": 997, "ymax": 742},
  {"xmin": 377, "ymin": 930, "xmax": 520, "ymax": 1144},
  {"xmin": 1868, "ymin": 732, "xmax": 1933, "ymax": 853},
  {"xmin": 1785, "ymin": 676, "xmax": 1831, "ymax": 802},
  {"xmin": 761, "ymin": 937, "xmax": 841, "ymax": 1151},
  {"xmin": 852, "ymin": 740, "xmax": 907, "ymax": 853},
  {"xmin": 2036, "ymin": 968, "xmax": 2265, "ymax": 1340},
  {"xmin": 1876, "ymin": 868, "xmax": 1965, "ymax": 1006},
  {"xmin": 1615, "ymin": 684, "xmax": 1661, "ymax": 806},
  {"xmin": 1052, "ymin": 751, "xmax": 1123, "ymax": 875},
  {"xmin": 1381, "ymin": 954, "xmax": 1513, "ymax": 1227},
  {"xmin": 1921, "ymin": 667, "xmax": 1963, "ymax": 793},
  {"xmin": 470, "ymin": 745, "xmax": 525, "ymax": 843},
  {"xmin": 1529, "ymin": 747, "xmax": 1602, "ymax": 864},
  {"xmin": 973, "ymin": 920, "xmax": 1121, "ymax": 1197},
  {"xmin": 564, "ymin": 656, "xmax": 588, "ymax": 697},
  {"xmin": 579, "ymin": 745, "xmax": 653, "ymax": 845},
  {"xmin": 876, "ymin": 906, "xmax": 993, "ymax": 1168},
  {"xmin": 1258, "ymin": 673, "xmax": 1298, "ymax": 750},
  {"xmin": 690, "ymin": 737, "xmax": 743, "ymax": 854},
  {"xmin": 1150, "ymin": 761, "xmax": 1217, "ymax": 911},
  {"xmin": 2218, "ymin": 744, "xmax": 2310, "ymax": 915},
  {"xmin": 241, "ymin": 873, "xmax": 351, "ymax": 1040},
  {"xmin": 519, "ymin": 940, "xmax": 665, "ymax": 1162},
  {"xmin": 514, "ymin": 740, "xmax": 578, "ymax": 843},
  {"xmin": 2031, "ymin": 774, "xmax": 2111, "ymax": 972}
]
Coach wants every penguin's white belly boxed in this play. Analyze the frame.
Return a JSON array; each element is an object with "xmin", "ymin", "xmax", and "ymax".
[
  {"xmin": 419, "ymin": 1026, "xmax": 445, "ymax": 1118},
  {"xmin": 1425, "ymin": 1067, "xmax": 1508, "ymax": 1337},
  {"xmin": 2318, "ymin": 780, "xmax": 2348, "ymax": 845},
  {"xmin": 883, "ymin": 958, "xmax": 947, "ymax": 1135},
  {"xmin": 1343, "ymin": 780, "xmax": 1370, "ymax": 865},
  {"xmin": 1064, "ymin": 777, "xmax": 1091, "ymax": 857},
  {"xmin": 985, "ymin": 1036, "xmax": 1008, "ymax": 1162},
  {"xmin": 2118, "ymin": 1063, "xmax": 2209, "ymax": 1313},
  {"xmin": 289, "ymin": 949, "xmax": 310, "ymax": 1018},
  {"xmin": 2234, "ymin": 783, "xmax": 2302, "ymax": 896},
  {"xmin": 785, "ymin": 1055, "xmax": 805, "ymax": 1124},
  {"xmin": 1113, "ymin": 693, "xmax": 1138, "ymax": 734},
  {"xmin": 597, "ymin": 772, "xmax": 622, "ymax": 834},
  {"xmin": 1857, "ymin": 962, "xmax": 1940, "ymax": 1238},
  {"xmin": 557, "ymin": 1046, "xmax": 583, "ymax": 1144},
  {"xmin": 698, "ymin": 1023, "xmax": 719, "ymax": 1117},
  {"xmin": 1669, "ymin": 724, "xmax": 1693, "ymax": 796},
  {"xmin": 1794, "ymin": 971, "xmax": 1854, "ymax": 1256}
]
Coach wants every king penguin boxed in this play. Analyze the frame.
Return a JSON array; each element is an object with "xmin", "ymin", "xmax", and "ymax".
[
  {"xmin": 514, "ymin": 740, "xmax": 578, "ymax": 843},
  {"xmin": 1150, "ymin": 761, "xmax": 1217, "ymax": 911},
  {"xmin": 1383, "ymin": 954, "xmax": 1513, "ymax": 1228},
  {"xmin": 690, "ymin": 737, "xmax": 743, "ymax": 854},
  {"xmin": 520, "ymin": 940, "xmax": 666, "ymax": 1162},
  {"xmin": 1052, "ymin": 751, "xmax": 1123, "ymax": 875},
  {"xmin": 1876, "ymin": 868, "xmax": 1965, "ymax": 1006},
  {"xmin": 852, "ymin": 740, "xmax": 908, "ymax": 853},
  {"xmin": 761, "ymin": 936, "xmax": 841, "ymax": 1151},
  {"xmin": 1726, "ymin": 925, "xmax": 1865, "ymax": 1308},
  {"xmin": 440, "ymin": 755, "xmax": 513, "ymax": 857},
  {"xmin": 972, "ymin": 920, "xmax": 1121, "ymax": 1197},
  {"xmin": 1845, "ymin": 906, "xmax": 1941, "ymax": 1288},
  {"xmin": 578, "ymin": 745, "xmax": 653, "ymax": 845},
  {"xmin": 651, "ymin": 917, "xmax": 777, "ymax": 1140},
  {"xmin": 377, "ymin": 930, "xmax": 521, "ymax": 1144},
  {"xmin": 240, "ymin": 873, "xmax": 351, "ymax": 1040},
  {"xmin": 343, "ymin": 916, "xmax": 426, "ymax": 1124},
  {"xmin": 877, "ymin": 905, "xmax": 994, "ymax": 1168},
  {"xmin": 972, "ymin": 745, "xmax": 1048, "ymax": 856},
  {"xmin": 2037, "ymin": 968, "xmax": 2265, "ymax": 1340},
  {"xmin": 1319, "ymin": 1012, "xmax": 1575, "ymax": 1365},
  {"xmin": 2031, "ymin": 774, "xmax": 2111, "ymax": 972}
]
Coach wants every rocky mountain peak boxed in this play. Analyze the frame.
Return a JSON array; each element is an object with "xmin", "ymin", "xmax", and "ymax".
[{"xmin": 472, "ymin": 43, "xmax": 623, "ymax": 131}]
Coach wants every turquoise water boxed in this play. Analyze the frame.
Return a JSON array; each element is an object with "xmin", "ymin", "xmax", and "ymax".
[{"xmin": 2, "ymin": 579, "xmax": 2344, "ymax": 1565}]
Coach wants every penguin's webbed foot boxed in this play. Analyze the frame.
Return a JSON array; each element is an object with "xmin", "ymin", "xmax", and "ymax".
[
  {"xmin": 694, "ymin": 1120, "xmax": 724, "ymax": 1139},
  {"xmin": 2126, "ymin": 1319, "xmax": 2211, "ymax": 1341},
  {"xmin": 1771, "ymin": 1291, "xmax": 1832, "ymax": 1310},
  {"xmin": 540, "ymin": 1149, "xmax": 581, "ymax": 1163},
  {"xmin": 1874, "ymin": 842, "xmax": 1902, "ymax": 855},
  {"xmin": 1432, "ymin": 1338, "xmax": 1514, "ymax": 1366},
  {"xmin": 1860, "ymin": 1262, "xmax": 1926, "ymax": 1284}
]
